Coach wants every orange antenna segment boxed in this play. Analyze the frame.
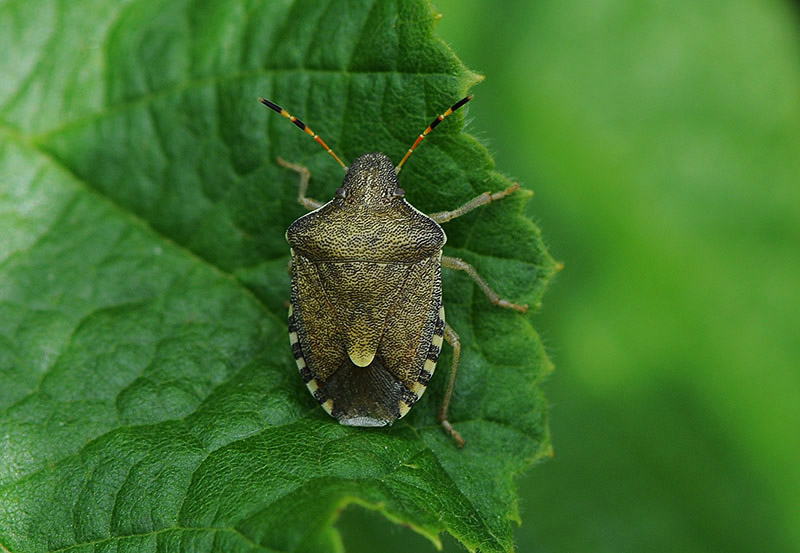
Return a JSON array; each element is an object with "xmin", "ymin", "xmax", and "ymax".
[
  {"xmin": 395, "ymin": 95, "xmax": 473, "ymax": 174},
  {"xmin": 259, "ymin": 98, "xmax": 347, "ymax": 170}
]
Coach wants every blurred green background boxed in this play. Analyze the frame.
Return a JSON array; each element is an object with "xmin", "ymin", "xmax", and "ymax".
[{"xmin": 340, "ymin": 0, "xmax": 800, "ymax": 551}]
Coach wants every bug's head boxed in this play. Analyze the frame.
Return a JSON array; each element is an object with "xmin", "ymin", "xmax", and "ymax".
[{"xmin": 337, "ymin": 153, "xmax": 405, "ymax": 208}]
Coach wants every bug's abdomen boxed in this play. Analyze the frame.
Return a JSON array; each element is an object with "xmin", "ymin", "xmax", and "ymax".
[{"xmin": 289, "ymin": 252, "xmax": 443, "ymax": 426}]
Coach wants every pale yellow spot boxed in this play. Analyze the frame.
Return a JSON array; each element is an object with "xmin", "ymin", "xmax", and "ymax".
[
  {"xmin": 321, "ymin": 399, "xmax": 334, "ymax": 414},
  {"xmin": 397, "ymin": 401, "xmax": 411, "ymax": 418},
  {"xmin": 431, "ymin": 333, "xmax": 444, "ymax": 349},
  {"xmin": 288, "ymin": 304, "xmax": 293, "ymax": 317},
  {"xmin": 289, "ymin": 332, "xmax": 299, "ymax": 345},
  {"xmin": 411, "ymin": 381, "xmax": 426, "ymax": 396},
  {"xmin": 439, "ymin": 305, "xmax": 446, "ymax": 319},
  {"xmin": 306, "ymin": 379, "xmax": 319, "ymax": 393},
  {"xmin": 424, "ymin": 359, "xmax": 437, "ymax": 373},
  {"xmin": 295, "ymin": 356, "xmax": 306, "ymax": 369}
]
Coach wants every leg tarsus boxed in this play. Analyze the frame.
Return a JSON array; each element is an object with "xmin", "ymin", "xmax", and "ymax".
[
  {"xmin": 277, "ymin": 157, "xmax": 324, "ymax": 211},
  {"xmin": 429, "ymin": 183, "xmax": 520, "ymax": 224},
  {"xmin": 440, "ymin": 418, "xmax": 465, "ymax": 448},
  {"xmin": 441, "ymin": 256, "xmax": 528, "ymax": 313},
  {"xmin": 439, "ymin": 324, "xmax": 465, "ymax": 448}
]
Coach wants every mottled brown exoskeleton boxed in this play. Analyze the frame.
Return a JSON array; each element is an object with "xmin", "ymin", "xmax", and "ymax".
[{"xmin": 260, "ymin": 96, "xmax": 527, "ymax": 446}]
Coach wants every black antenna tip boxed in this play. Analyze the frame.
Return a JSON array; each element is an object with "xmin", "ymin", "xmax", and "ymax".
[
  {"xmin": 451, "ymin": 96, "xmax": 473, "ymax": 111},
  {"xmin": 259, "ymin": 98, "xmax": 282, "ymax": 113}
]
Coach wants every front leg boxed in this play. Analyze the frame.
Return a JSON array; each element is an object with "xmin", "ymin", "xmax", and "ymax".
[
  {"xmin": 277, "ymin": 157, "xmax": 324, "ymax": 211},
  {"xmin": 429, "ymin": 183, "xmax": 520, "ymax": 224}
]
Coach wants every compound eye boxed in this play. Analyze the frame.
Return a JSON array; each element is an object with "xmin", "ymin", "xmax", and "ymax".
[
  {"xmin": 391, "ymin": 187, "xmax": 406, "ymax": 198},
  {"xmin": 335, "ymin": 187, "xmax": 346, "ymax": 199}
]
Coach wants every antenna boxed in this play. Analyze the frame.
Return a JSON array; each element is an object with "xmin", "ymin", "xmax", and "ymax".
[
  {"xmin": 259, "ymin": 98, "xmax": 347, "ymax": 170},
  {"xmin": 395, "ymin": 95, "xmax": 473, "ymax": 174}
]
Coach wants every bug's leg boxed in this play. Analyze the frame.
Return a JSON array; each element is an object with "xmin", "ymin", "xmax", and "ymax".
[
  {"xmin": 439, "ymin": 323, "xmax": 465, "ymax": 448},
  {"xmin": 429, "ymin": 183, "xmax": 520, "ymax": 224},
  {"xmin": 276, "ymin": 157, "xmax": 324, "ymax": 211},
  {"xmin": 441, "ymin": 256, "xmax": 528, "ymax": 313}
]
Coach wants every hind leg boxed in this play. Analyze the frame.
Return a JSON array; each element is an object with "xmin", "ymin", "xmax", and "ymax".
[{"xmin": 438, "ymin": 323, "xmax": 466, "ymax": 448}]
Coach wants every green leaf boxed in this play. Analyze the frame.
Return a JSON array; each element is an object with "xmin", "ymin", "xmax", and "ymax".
[{"xmin": 0, "ymin": 1, "xmax": 556, "ymax": 552}]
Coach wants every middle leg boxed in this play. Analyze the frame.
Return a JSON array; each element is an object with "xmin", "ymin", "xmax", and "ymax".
[{"xmin": 442, "ymin": 256, "xmax": 528, "ymax": 313}]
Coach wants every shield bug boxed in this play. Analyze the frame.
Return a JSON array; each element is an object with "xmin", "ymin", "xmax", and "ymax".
[{"xmin": 260, "ymin": 96, "xmax": 527, "ymax": 447}]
